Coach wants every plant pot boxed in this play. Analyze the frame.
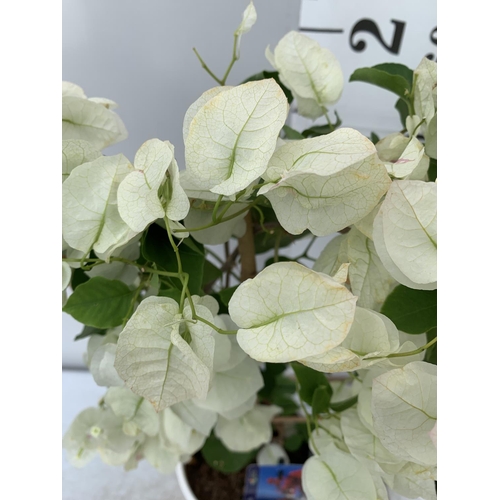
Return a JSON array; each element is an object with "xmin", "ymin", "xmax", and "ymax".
[
  {"xmin": 176, "ymin": 463, "xmax": 197, "ymax": 500},
  {"xmin": 175, "ymin": 461, "xmax": 423, "ymax": 500}
]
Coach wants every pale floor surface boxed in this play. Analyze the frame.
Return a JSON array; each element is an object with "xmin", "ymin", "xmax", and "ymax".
[{"xmin": 62, "ymin": 370, "xmax": 184, "ymax": 500}]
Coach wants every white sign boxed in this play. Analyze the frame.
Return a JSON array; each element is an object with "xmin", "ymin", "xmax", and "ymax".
[{"xmin": 291, "ymin": 0, "xmax": 437, "ymax": 137}]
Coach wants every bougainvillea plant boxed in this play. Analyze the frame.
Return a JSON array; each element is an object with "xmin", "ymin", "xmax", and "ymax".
[{"xmin": 62, "ymin": 3, "xmax": 437, "ymax": 499}]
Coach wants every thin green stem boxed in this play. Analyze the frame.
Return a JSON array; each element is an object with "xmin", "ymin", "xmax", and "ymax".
[
  {"xmin": 175, "ymin": 202, "xmax": 256, "ymax": 233},
  {"xmin": 220, "ymin": 34, "xmax": 239, "ymax": 86},
  {"xmin": 185, "ymin": 282, "xmax": 197, "ymax": 318},
  {"xmin": 297, "ymin": 385, "xmax": 320, "ymax": 456},
  {"xmin": 216, "ymin": 200, "xmax": 235, "ymax": 221},
  {"xmin": 212, "ymin": 195, "xmax": 224, "ymax": 223},
  {"xmin": 366, "ymin": 337, "xmax": 437, "ymax": 361},
  {"xmin": 193, "ymin": 315, "xmax": 237, "ymax": 335},
  {"xmin": 323, "ymin": 107, "xmax": 334, "ymax": 131},
  {"xmin": 252, "ymin": 204, "xmax": 270, "ymax": 235},
  {"xmin": 409, "ymin": 118, "xmax": 426, "ymax": 138},
  {"xmin": 62, "ymin": 257, "xmax": 180, "ymax": 279},
  {"xmin": 193, "ymin": 32, "xmax": 239, "ymax": 87},
  {"xmin": 164, "ymin": 217, "xmax": 188, "ymax": 311},
  {"xmin": 192, "ymin": 47, "xmax": 223, "ymax": 85}
]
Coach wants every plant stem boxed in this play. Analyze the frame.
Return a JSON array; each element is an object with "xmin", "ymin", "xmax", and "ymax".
[
  {"xmin": 164, "ymin": 218, "xmax": 188, "ymax": 311},
  {"xmin": 212, "ymin": 195, "xmax": 224, "ymax": 223},
  {"xmin": 366, "ymin": 337, "xmax": 438, "ymax": 361},
  {"xmin": 62, "ymin": 257, "xmax": 180, "ymax": 278},
  {"xmin": 192, "ymin": 47, "xmax": 223, "ymax": 85},
  {"xmin": 220, "ymin": 34, "xmax": 239, "ymax": 86},
  {"xmin": 174, "ymin": 202, "xmax": 254, "ymax": 233},
  {"xmin": 193, "ymin": 314, "xmax": 237, "ymax": 335},
  {"xmin": 323, "ymin": 107, "xmax": 334, "ymax": 131},
  {"xmin": 193, "ymin": 32, "xmax": 239, "ymax": 87},
  {"xmin": 297, "ymin": 385, "xmax": 320, "ymax": 456},
  {"xmin": 238, "ymin": 212, "xmax": 256, "ymax": 281}
]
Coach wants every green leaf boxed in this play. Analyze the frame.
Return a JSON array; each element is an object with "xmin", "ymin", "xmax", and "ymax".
[
  {"xmin": 330, "ymin": 395, "xmax": 358, "ymax": 413},
  {"xmin": 282, "ymin": 125, "xmax": 304, "ymax": 140},
  {"xmin": 425, "ymin": 327, "xmax": 437, "ymax": 365},
  {"xmin": 252, "ymin": 204, "xmax": 309, "ymax": 254},
  {"xmin": 284, "ymin": 433, "xmax": 304, "ymax": 452},
  {"xmin": 141, "ymin": 224, "xmax": 205, "ymax": 294},
  {"xmin": 201, "ymin": 433, "xmax": 257, "ymax": 474},
  {"xmin": 291, "ymin": 362, "xmax": 333, "ymax": 406},
  {"xmin": 350, "ymin": 66, "xmax": 411, "ymax": 99},
  {"xmin": 259, "ymin": 363, "xmax": 288, "ymax": 399},
  {"xmin": 395, "ymin": 98, "xmax": 410, "ymax": 128},
  {"xmin": 428, "ymin": 157, "xmax": 437, "ymax": 182},
  {"xmin": 157, "ymin": 287, "xmax": 182, "ymax": 302},
  {"xmin": 259, "ymin": 365, "xmax": 298, "ymax": 416},
  {"xmin": 242, "ymin": 70, "xmax": 294, "ymax": 104},
  {"xmin": 272, "ymin": 394, "xmax": 299, "ymax": 416},
  {"xmin": 370, "ymin": 132, "xmax": 380, "ymax": 144},
  {"xmin": 302, "ymin": 113, "xmax": 341, "ymax": 138},
  {"xmin": 264, "ymin": 256, "xmax": 293, "ymax": 268},
  {"xmin": 202, "ymin": 259, "xmax": 222, "ymax": 286},
  {"xmin": 63, "ymin": 277, "xmax": 136, "ymax": 328},
  {"xmin": 381, "ymin": 285, "xmax": 437, "ymax": 334},
  {"xmin": 312, "ymin": 386, "xmax": 331, "ymax": 417},
  {"xmin": 210, "ymin": 292, "xmax": 228, "ymax": 315},
  {"xmin": 372, "ymin": 63, "xmax": 414, "ymax": 88},
  {"xmin": 219, "ymin": 285, "xmax": 239, "ymax": 307},
  {"xmin": 70, "ymin": 267, "xmax": 89, "ymax": 290},
  {"xmin": 74, "ymin": 325, "xmax": 106, "ymax": 341}
]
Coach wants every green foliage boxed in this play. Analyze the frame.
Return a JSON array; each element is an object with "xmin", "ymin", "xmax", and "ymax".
[
  {"xmin": 301, "ymin": 112, "xmax": 341, "ymax": 138},
  {"xmin": 70, "ymin": 267, "xmax": 89, "ymax": 290},
  {"xmin": 141, "ymin": 224, "xmax": 205, "ymax": 294},
  {"xmin": 202, "ymin": 259, "xmax": 222, "ymax": 286},
  {"xmin": 242, "ymin": 70, "xmax": 293, "ymax": 104},
  {"xmin": 425, "ymin": 327, "xmax": 437, "ymax": 365},
  {"xmin": 312, "ymin": 386, "xmax": 331, "ymax": 417},
  {"xmin": 282, "ymin": 125, "xmax": 304, "ymax": 140},
  {"xmin": 372, "ymin": 63, "xmax": 413, "ymax": 87},
  {"xmin": 428, "ymin": 157, "xmax": 437, "ymax": 182},
  {"xmin": 259, "ymin": 364, "xmax": 299, "ymax": 416},
  {"xmin": 381, "ymin": 285, "xmax": 437, "ymax": 334},
  {"xmin": 74, "ymin": 325, "xmax": 106, "ymax": 341},
  {"xmin": 219, "ymin": 285, "xmax": 239, "ymax": 307},
  {"xmin": 252, "ymin": 205, "xmax": 309, "ymax": 255},
  {"xmin": 330, "ymin": 395, "xmax": 358, "ymax": 412},
  {"xmin": 63, "ymin": 277, "xmax": 136, "ymax": 328},
  {"xmin": 395, "ymin": 97, "xmax": 410, "ymax": 128},
  {"xmin": 201, "ymin": 434, "xmax": 257, "ymax": 474},
  {"xmin": 349, "ymin": 63, "xmax": 413, "ymax": 99},
  {"xmin": 291, "ymin": 362, "xmax": 333, "ymax": 407}
]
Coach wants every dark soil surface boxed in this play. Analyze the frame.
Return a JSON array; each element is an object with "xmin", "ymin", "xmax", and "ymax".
[
  {"xmin": 184, "ymin": 443, "xmax": 310, "ymax": 500},
  {"xmin": 185, "ymin": 454, "xmax": 247, "ymax": 500}
]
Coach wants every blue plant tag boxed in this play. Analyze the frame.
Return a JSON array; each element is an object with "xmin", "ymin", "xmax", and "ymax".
[{"xmin": 242, "ymin": 464, "xmax": 305, "ymax": 500}]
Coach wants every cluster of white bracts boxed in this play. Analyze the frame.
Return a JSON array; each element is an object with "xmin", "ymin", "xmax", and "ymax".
[
  {"xmin": 301, "ymin": 362, "xmax": 437, "ymax": 500},
  {"xmin": 64, "ymin": 296, "xmax": 279, "ymax": 472}
]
